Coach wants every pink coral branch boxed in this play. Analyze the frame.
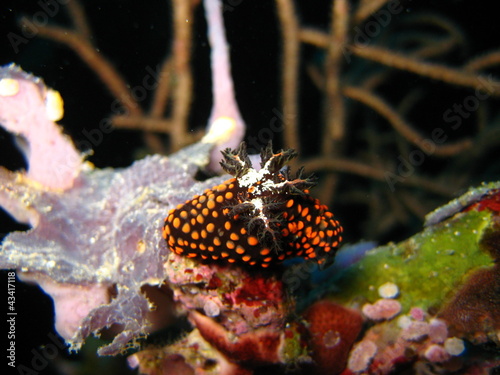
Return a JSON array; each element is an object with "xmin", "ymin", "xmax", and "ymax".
[
  {"xmin": 0, "ymin": 64, "xmax": 83, "ymax": 190},
  {"xmin": 19, "ymin": 273, "xmax": 110, "ymax": 344},
  {"xmin": 203, "ymin": 0, "xmax": 245, "ymax": 169}
]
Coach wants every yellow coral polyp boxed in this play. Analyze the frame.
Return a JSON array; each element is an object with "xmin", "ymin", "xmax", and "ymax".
[
  {"xmin": 202, "ymin": 116, "xmax": 237, "ymax": 145},
  {"xmin": 45, "ymin": 89, "xmax": 64, "ymax": 121},
  {"xmin": 0, "ymin": 78, "xmax": 20, "ymax": 97}
]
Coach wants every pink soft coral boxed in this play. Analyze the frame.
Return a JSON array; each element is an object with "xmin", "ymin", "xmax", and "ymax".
[{"xmin": 0, "ymin": 64, "xmax": 82, "ymax": 191}]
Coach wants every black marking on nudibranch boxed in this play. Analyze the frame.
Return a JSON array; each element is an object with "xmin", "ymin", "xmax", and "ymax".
[{"xmin": 162, "ymin": 142, "xmax": 343, "ymax": 268}]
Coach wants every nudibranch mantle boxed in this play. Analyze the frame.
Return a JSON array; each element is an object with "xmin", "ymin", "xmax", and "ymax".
[{"xmin": 163, "ymin": 142, "xmax": 343, "ymax": 268}]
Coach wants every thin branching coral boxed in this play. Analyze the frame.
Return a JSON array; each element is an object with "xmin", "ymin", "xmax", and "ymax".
[
  {"xmin": 5, "ymin": 0, "xmax": 500, "ymax": 242},
  {"xmin": 2, "ymin": 1, "xmax": 500, "ymax": 374}
]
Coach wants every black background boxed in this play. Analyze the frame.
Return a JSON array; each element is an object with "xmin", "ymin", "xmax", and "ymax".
[{"xmin": 1, "ymin": 1, "xmax": 499, "ymax": 374}]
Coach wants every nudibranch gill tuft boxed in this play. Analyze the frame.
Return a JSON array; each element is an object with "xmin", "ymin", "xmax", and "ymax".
[{"xmin": 162, "ymin": 142, "xmax": 343, "ymax": 268}]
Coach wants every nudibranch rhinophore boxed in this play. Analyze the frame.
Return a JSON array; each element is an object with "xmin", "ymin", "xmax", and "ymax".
[{"xmin": 162, "ymin": 142, "xmax": 343, "ymax": 268}]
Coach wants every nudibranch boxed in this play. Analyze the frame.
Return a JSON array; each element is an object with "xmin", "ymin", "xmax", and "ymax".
[{"xmin": 162, "ymin": 142, "xmax": 343, "ymax": 268}]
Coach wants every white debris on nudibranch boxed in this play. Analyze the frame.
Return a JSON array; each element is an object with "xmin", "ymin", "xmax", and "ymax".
[
  {"xmin": 45, "ymin": 88, "xmax": 64, "ymax": 121},
  {"xmin": 0, "ymin": 78, "xmax": 20, "ymax": 96}
]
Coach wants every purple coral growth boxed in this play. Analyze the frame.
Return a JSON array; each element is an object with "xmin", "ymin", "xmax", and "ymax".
[
  {"xmin": 1, "ymin": 63, "xmax": 238, "ymax": 355},
  {"xmin": 0, "ymin": 63, "xmax": 303, "ymax": 375},
  {"xmin": 0, "ymin": 0, "xmax": 252, "ymax": 359}
]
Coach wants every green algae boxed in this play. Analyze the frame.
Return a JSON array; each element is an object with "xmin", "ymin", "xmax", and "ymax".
[{"xmin": 330, "ymin": 209, "xmax": 494, "ymax": 313}]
